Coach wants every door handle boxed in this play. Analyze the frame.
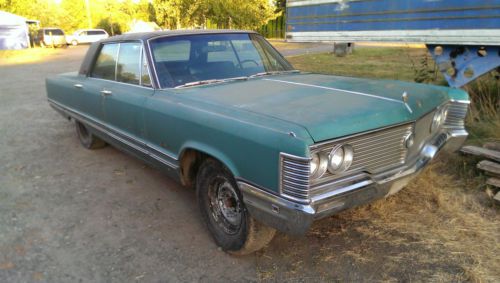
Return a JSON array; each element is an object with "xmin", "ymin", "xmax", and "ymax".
[
  {"xmin": 74, "ymin": 84, "xmax": 83, "ymax": 89},
  {"xmin": 100, "ymin": 90, "xmax": 112, "ymax": 96}
]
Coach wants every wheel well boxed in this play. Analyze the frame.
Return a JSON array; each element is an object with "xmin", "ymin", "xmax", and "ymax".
[{"xmin": 179, "ymin": 149, "xmax": 208, "ymax": 189}]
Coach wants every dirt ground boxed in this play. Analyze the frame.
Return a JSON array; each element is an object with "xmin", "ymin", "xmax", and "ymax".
[{"xmin": 0, "ymin": 45, "xmax": 498, "ymax": 282}]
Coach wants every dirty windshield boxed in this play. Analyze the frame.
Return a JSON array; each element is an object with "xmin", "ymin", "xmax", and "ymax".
[{"xmin": 149, "ymin": 33, "xmax": 294, "ymax": 88}]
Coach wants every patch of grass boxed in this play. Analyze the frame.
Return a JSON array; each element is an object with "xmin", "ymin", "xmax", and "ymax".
[
  {"xmin": 0, "ymin": 47, "xmax": 61, "ymax": 66},
  {"xmin": 255, "ymin": 47, "xmax": 500, "ymax": 281},
  {"xmin": 464, "ymin": 73, "xmax": 500, "ymax": 144},
  {"xmin": 288, "ymin": 47, "xmax": 438, "ymax": 82}
]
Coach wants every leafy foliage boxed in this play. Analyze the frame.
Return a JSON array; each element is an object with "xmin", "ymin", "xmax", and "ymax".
[{"xmin": 1, "ymin": 0, "xmax": 276, "ymax": 34}]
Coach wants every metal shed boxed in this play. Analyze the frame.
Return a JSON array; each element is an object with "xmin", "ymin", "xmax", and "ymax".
[{"xmin": 0, "ymin": 10, "xmax": 30, "ymax": 50}]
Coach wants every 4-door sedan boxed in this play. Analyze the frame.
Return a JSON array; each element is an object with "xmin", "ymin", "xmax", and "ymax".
[{"xmin": 46, "ymin": 30, "xmax": 469, "ymax": 254}]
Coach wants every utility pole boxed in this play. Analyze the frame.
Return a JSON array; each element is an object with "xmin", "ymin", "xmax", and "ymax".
[{"xmin": 85, "ymin": 0, "xmax": 92, "ymax": 28}]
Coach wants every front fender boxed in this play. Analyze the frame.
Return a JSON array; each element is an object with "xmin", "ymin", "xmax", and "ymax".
[{"xmin": 179, "ymin": 140, "xmax": 241, "ymax": 177}]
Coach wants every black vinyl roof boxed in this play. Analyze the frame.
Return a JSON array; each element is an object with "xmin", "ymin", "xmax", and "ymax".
[
  {"xmin": 79, "ymin": 29, "xmax": 257, "ymax": 78},
  {"xmin": 101, "ymin": 29, "xmax": 256, "ymax": 42}
]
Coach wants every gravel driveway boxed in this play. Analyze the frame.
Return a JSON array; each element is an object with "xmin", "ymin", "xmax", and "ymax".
[
  {"xmin": 0, "ymin": 46, "xmax": 257, "ymax": 282},
  {"xmin": 1, "ymin": 45, "xmax": 490, "ymax": 282}
]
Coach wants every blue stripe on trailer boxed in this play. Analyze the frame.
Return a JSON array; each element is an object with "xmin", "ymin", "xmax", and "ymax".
[{"xmin": 287, "ymin": 0, "xmax": 500, "ymax": 32}]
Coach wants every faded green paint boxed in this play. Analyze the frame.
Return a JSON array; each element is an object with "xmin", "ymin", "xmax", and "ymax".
[{"xmin": 46, "ymin": 70, "xmax": 468, "ymax": 195}]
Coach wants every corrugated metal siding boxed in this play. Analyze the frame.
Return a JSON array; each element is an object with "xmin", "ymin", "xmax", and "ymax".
[{"xmin": 286, "ymin": 0, "xmax": 500, "ymax": 43}]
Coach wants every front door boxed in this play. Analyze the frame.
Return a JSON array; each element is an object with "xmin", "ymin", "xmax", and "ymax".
[{"xmin": 88, "ymin": 41, "xmax": 153, "ymax": 141}]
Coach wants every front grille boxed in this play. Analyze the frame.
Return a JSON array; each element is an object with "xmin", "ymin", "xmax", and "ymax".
[
  {"xmin": 347, "ymin": 123, "xmax": 413, "ymax": 173},
  {"xmin": 280, "ymin": 123, "xmax": 414, "ymax": 200},
  {"xmin": 310, "ymin": 123, "xmax": 414, "ymax": 185},
  {"xmin": 444, "ymin": 102, "xmax": 469, "ymax": 128},
  {"xmin": 280, "ymin": 153, "xmax": 310, "ymax": 201}
]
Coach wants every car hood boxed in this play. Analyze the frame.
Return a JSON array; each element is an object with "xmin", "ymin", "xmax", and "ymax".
[{"xmin": 174, "ymin": 73, "xmax": 450, "ymax": 142}]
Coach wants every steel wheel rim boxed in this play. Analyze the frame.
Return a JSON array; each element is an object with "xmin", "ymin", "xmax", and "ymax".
[{"xmin": 208, "ymin": 177, "xmax": 242, "ymax": 235}]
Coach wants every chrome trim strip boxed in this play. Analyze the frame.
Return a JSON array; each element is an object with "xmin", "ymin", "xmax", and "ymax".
[
  {"xmin": 310, "ymin": 179, "xmax": 373, "ymax": 203},
  {"xmin": 87, "ymin": 77, "xmax": 154, "ymax": 90},
  {"xmin": 450, "ymin": 99, "xmax": 471, "ymax": 104},
  {"xmin": 263, "ymin": 78, "xmax": 406, "ymax": 105},
  {"xmin": 114, "ymin": 43, "xmax": 121, "ymax": 81},
  {"xmin": 48, "ymin": 99, "xmax": 179, "ymax": 169},
  {"xmin": 145, "ymin": 38, "xmax": 161, "ymax": 89}
]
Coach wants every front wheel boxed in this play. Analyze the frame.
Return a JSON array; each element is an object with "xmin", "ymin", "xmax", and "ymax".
[
  {"xmin": 196, "ymin": 158, "xmax": 276, "ymax": 255},
  {"xmin": 71, "ymin": 40, "xmax": 78, "ymax": 46}
]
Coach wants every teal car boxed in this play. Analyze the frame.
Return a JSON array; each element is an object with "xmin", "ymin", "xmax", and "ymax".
[{"xmin": 46, "ymin": 30, "xmax": 469, "ymax": 254}]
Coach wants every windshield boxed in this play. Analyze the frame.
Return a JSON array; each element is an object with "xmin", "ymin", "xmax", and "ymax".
[{"xmin": 149, "ymin": 33, "xmax": 294, "ymax": 88}]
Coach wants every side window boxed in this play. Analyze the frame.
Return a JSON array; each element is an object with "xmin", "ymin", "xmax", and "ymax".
[
  {"xmin": 141, "ymin": 51, "xmax": 151, "ymax": 87},
  {"xmin": 116, "ymin": 42, "xmax": 141, "ymax": 85},
  {"xmin": 91, "ymin": 43, "xmax": 119, "ymax": 80},
  {"xmin": 80, "ymin": 31, "xmax": 87, "ymax": 36}
]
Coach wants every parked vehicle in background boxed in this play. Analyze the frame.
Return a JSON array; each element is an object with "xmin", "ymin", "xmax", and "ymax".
[
  {"xmin": 45, "ymin": 30, "xmax": 470, "ymax": 255},
  {"xmin": 35, "ymin": 28, "xmax": 66, "ymax": 47},
  {"xmin": 66, "ymin": 29, "xmax": 109, "ymax": 46}
]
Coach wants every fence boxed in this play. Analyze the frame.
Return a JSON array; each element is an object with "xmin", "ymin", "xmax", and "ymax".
[{"xmin": 258, "ymin": 15, "xmax": 285, "ymax": 39}]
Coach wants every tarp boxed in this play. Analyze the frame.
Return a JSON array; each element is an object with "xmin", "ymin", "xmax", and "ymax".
[{"xmin": 0, "ymin": 11, "xmax": 29, "ymax": 49}]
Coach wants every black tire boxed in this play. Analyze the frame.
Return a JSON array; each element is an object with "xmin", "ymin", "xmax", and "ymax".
[
  {"xmin": 75, "ymin": 120, "xmax": 106, "ymax": 149},
  {"xmin": 196, "ymin": 158, "xmax": 276, "ymax": 255}
]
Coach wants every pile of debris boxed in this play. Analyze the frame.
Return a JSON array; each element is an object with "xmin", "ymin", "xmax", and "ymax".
[{"xmin": 461, "ymin": 142, "xmax": 500, "ymax": 202}]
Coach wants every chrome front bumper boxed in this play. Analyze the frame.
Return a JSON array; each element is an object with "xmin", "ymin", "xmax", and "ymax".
[{"xmin": 238, "ymin": 129, "xmax": 467, "ymax": 236}]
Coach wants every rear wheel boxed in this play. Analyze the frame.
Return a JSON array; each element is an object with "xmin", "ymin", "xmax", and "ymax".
[
  {"xmin": 75, "ymin": 120, "xmax": 106, "ymax": 149},
  {"xmin": 196, "ymin": 158, "xmax": 276, "ymax": 255}
]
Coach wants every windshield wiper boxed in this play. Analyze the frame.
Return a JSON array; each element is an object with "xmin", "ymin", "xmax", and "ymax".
[
  {"xmin": 174, "ymin": 76, "xmax": 248, "ymax": 89},
  {"xmin": 249, "ymin": 70, "xmax": 300, "ymax": 78}
]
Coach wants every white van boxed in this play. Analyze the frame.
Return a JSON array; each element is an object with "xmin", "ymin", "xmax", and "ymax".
[{"xmin": 66, "ymin": 29, "xmax": 109, "ymax": 46}]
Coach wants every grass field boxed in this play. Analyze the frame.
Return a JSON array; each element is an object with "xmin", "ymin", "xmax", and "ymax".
[
  {"xmin": 0, "ymin": 47, "xmax": 63, "ymax": 65},
  {"xmin": 254, "ymin": 47, "xmax": 500, "ymax": 281}
]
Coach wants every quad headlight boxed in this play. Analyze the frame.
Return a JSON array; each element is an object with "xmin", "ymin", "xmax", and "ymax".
[
  {"xmin": 430, "ymin": 106, "xmax": 448, "ymax": 132},
  {"xmin": 328, "ymin": 144, "xmax": 354, "ymax": 173},
  {"xmin": 310, "ymin": 152, "xmax": 328, "ymax": 179},
  {"xmin": 310, "ymin": 144, "xmax": 354, "ymax": 179}
]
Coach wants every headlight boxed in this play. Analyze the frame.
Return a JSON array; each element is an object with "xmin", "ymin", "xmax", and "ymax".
[
  {"xmin": 430, "ymin": 106, "xmax": 448, "ymax": 132},
  {"xmin": 310, "ymin": 152, "xmax": 328, "ymax": 179},
  {"xmin": 327, "ymin": 144, "xmax": 354, "ymax": 174}
]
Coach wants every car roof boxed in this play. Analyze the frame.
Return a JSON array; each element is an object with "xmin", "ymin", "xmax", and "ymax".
[{"xmin": 101, "ymin": 29, "xmax": 257, "ymax": 42}]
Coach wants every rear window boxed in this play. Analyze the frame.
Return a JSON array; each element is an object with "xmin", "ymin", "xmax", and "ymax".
[
  {"xmin": 44, "ymin": 29, "xmax": 64, "ymax": 36},
  {"xmin": 153, "ymin": 40, "xmax": 190, "ymax": 62}
]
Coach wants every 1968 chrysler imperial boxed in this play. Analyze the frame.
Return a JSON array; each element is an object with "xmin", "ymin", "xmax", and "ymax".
[{"xmin": 46, "ymin": 30, "xmax": 469, "ymax": 254}]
